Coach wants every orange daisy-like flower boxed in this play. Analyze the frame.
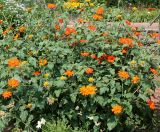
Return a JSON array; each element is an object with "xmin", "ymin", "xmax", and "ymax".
[
  {"xmin": 132, "ymin": 76, "xmax": 140, "ymax": 84},
  {"xmin": 134, "ymin": 32, "xmax": 141, "ymax": 37},
  {"xmin": 85, "ymin": 68, "xmax": 94, "ymax": 75},
  {"xmin": 112, "ymin": 104, "xmax": 123, "ymax": 114},
  {"xmin": 118, "ymin": 70, "xmax": 130, "ymax": 79},
  {"xmin": 0, "ymin": 20, "xmax": 3, "ymax": 24},
  {"xmin": 81, "ymin": 52, "xmax": 90, "ymax": 57},
  {"xmin": 47, "ymin": 3, "xmax": 56, "ymax": 9},
  {"xmin": 107, "ymin": 55, "xmax": 116, "ymax": 63},
  {"xmin": 77, "ymin": 18, "xmax": 84, "ymax": 24},
  {"xmin": 8, "ymin": 58, "xmax": 21, "ymax": 68},
  {"xmin": 65, "ymin": 27, "xmax": 76, "ymax": 36},
  {"xmin": 39, "ymin": 59, "xmax": 48, "ymax": 66},
  {"xmin": 80, "ymin": 85, "xmax": 96, "ymax": 96},
  {"xmin": 80, "ymin": 40, "xmax": 88, "ymax": 43},
  {"xmin": 138, "ymin": 42, "xmax": 143, "ymax": 46},
  {"xmin": 119, "ymin": 38, "xmax": 133, "ymax": 47},
  {"xmin": 150, "ymin": 68, "xmax": 158, "ymax": 75},
  {"xmin": 8, "ymin": 79, "xmax": 20, "ymax": 88},
  {"xmin": 96, "ymin": 7, "xmax": 105, "ymax": 15},
  {"xmin": 33, "ymin": 71, "xmax": 41, "ymax": 76},
  {"xmin": 2, "ymin": 91, "xmax": 12, "ymax": 99},
  {"xmin": 125, "ymin": 20, "xmax": 132, "ymax": 26},
  {"xmin": 147, "ymin": 99, "xmax": 155, "ymax": 110},
  {"xmin": 121, "ymin": 47, "xmax": 128, "ymax": 54},
  {"xmin": 55, "ymin": 24, "xmax": 60, "ymax": 30},
  {"xmin": 19, "ymin": 26, "xmax": 26, "ymax": 33},
  {"xmin": 93, "ymin": 14, "xmax": 103, "ymax": 21},
  {"xmin": 64, "ymin": 70, "xmax": 74, "ymax": 77},
  {"xmin": 157, "ymin": 40, "xmax": 160, "ymax": 45},
  {"xmin": 88, "ymin": 25, "xmax": 96, "ymax": 31},
  {"xmin": 58, "ymin": 18, "xmax": 64, "ymax": 24}
]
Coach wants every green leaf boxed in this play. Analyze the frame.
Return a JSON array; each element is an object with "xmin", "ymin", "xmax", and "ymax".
[
  {"xmin": 20, "ymin": 110, "xmax": 28, "ymax": 122},
  {"xmin": 55, "ymin": 90, "xmax": 61, "ymax": 97},
  {"xmin": 107, "ymin": 116, "xmax": 118, "ymax": 131}
]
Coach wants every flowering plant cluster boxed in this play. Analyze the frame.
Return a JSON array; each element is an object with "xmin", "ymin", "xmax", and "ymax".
[{"xmin": 0, "ymin": 0, "xmax": 160, "ymax": 131}]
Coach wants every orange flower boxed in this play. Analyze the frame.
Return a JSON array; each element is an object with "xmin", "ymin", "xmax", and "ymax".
[
  {"xmin": 118, "ymin": 70, "xmax": 130, "ymax": 79},
  {"xmin": 93, "ymin": 14, "xmax": 103, "ymax": 21},
  {"xmin": 157, "ymin": 40, "xmax": 160, "ymax": 45},
  {"xmin": 138, "ymin": 42, "xmax": 143, "ymax": 46},
  {"xmin": 33, "ymin": 71, "xmax": 41, "ymax": 76},
  {"xmin": 0, "ymin": 20, "xmax": 3, "ymax": 24},
  {"xmin": 8, "ymin": 79, "xmax": 20, "ymax": 88},
  {"xmin": 80, "ymin": 40, "xmax": 88, "ymax": 43},
  {"xmin": 147, "ymin": 99, "xmax": 155, "ymax": 110},
  {"xmin": 64, "ymin": 70, "xmax": 74, "ymax": 77},
  {"xmin": 96, "ymin": 7, "xmax": 105, "ymax": 15},
  {"xmin": 125, "ymin": 20, "xmax": 132, "ymax": 25},
  {"xmin": 77, "ymin": 18, "xmax": 84, "ymax": 23},
  {"xmin": 147, "ymin": 8, "xmax": 156, "ymax": 11},
  {"xmin": 134, "ymin": 32, "xmax": 141, "ymax": 37},
  {"xmin": 2, "ymin": 91, "xmax": 12, "ymax": 99},
  {"xmin": 65, "ymin": 27, "xmax": 76, "ymax": 35},
  {"xmin": 132, "ymin": 76, "xmax": 140, "ymax": 84},
  {"xmin": 121, "ymin": 47, "xmax": 128, "ymax": 54},
  {"xmin": 39, "ymin": 59, "xmax": 47, "ymax": 66},
  {"xmin": 8, "ymin": 58, "xmax": 21, "ymax": 68},
  {"xmin": 102, "ymin": 32, "xmax": 108, "ymax": 37},
  {"xmin": 119, "ymin": 38, "xmax": 133, "ymax": 47},
  {"xmin": 85, "ymin": 68, "xmax": 94, "ymax": 75},
  {"xmin": 81, "ymin": 52, "xmax": 90, "ymax": 57},
  {"xmin": 19, "ymin": 26, "xmax": 26, "ymax": 33},
  {"xmin": 150, "ymin": 68, "xmax": 158, "ymax": 75},
  {"xmin": 58, "ymin": 18, "xmax": 63, "ymax": 24},
  {"xmin": 150, "ymin": 33, "xmax": 160, "ymax": 38},
  {"xmin": 55, "ymin": 24, "xmax": 60, "ymax": 30},
  {"xmin": 80, "ymin": 85, "xmax": 96, "ymax": 96},
  {"xmin": 91, "ymin": 54, "xmax": 97, "ymax": 59},
  {"xmin": 47, "ymin": 3, "xmax": 56, "ymax": 9},
  {"xmin": 88, "ymin": 25, "xmax": 96, "ymax": 31},
  {"xmin": 107, "ymin": 55, "xmax": 116, "ymax": 63},
  {"xmin": 112, "ymin": 104, "xmax": 123, "ymax": 114}
]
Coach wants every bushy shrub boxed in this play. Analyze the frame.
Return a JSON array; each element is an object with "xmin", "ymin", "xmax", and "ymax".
[{"xmin": 0, "ymin": 1, "xmax": 160, "ymax": 131}]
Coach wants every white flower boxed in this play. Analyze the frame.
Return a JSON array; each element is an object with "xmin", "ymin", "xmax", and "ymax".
[
  {"xmin": 87, "ymin": 116, "xmax": 94, "ymax": 120},
  {"xmin": 40, "ymin": 118, "xmax": 46, "ymax": 125},
  {"xmin": 36, "ymin": 121, "xmax": 42, "ymax": 129}
]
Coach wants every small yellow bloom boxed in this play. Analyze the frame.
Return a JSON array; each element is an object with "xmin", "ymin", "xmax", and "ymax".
[
  {"xmin": 44, "ymin": 73, "xmax": 49, "ymax": 78},
  {"xmin": 158, "ymin": 65, "xmax": 160, "ymax": 69},
  {"xmin": 86, "ymin": 0, "xmax": 91, "ymax": 2},
  {"xmin": 19, "ymin": 26, "xmax": 26, "ymax": 33},
  {"xmin": 132, "ymin": 7, "xmax": 138, "ymax": 11},
  {"xmin": 88, "ymin": 77, "xmax": 95, "ymax": 83},
  {"xmin": 26, "ymin": 7, "xmax": 32, "ymax": 13},
  {"xmin": 130, "ymin": 60, "xmax": 137, "ymax": 65},
  {"xmin": 140, "ymin": 61, "xmax": 145, "ymax": 66},
  {"xmin": 21, "ymin": 61, "xmax": 28, "ymax": 65},
  {"xmin": 43, "ymin": 81, "xmax": 49, "ymax": 88},
  {"xmin": 28, "ymin": 34, "xmax": 33, "ymax": 39},
  {"xmin": 60, "ymin": 76, "xmax": 67, "ymax": 81},
  {"xmin": 117, "ymin": 15, "xmax": 123, "ymax": 20},
  {"xmin": 26, "ymin": 103, "xmax": 32, "ymax": 109},
  {"xmin": 89, "ymin": 3, "xmax": 94, "ymax": 6}
]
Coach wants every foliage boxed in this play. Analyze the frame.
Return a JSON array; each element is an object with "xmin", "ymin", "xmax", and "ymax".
[
  {"xmin": 42, "ymin": 120, "xmax": 86, "ymax": 132},
  {"xmin": 0, "ymin": 0, "xmax": 160, "ymax": 131}
]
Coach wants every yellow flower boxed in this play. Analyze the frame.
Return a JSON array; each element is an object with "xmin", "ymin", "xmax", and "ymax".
[
  {"xmin": 60, "ymin": 76, "xmax": 67, "ymax": 81},
  {"xmin": 130, "ymin": 60, "xmax": 137, "ymax": 65},
  {"xmin": 44, "ymin": 73, "xmax": 50, "ymax": 78},
  {"xmin": 26, "ymin": 103, "xmax": 32, "ymax": 109},
  {"xmin": 26, "ymin": 7, "xmax": 32, "ymax": 13},
  {"xmin": 19, "ymin": 26, "xmax": 26, "ymax": 33},
  {"xmin": 89, "ymin": 3, "xmax": 94, "ymax": 6},
  {"xmin": 116, "ymin": 15, "xmax": 123, "ymax": 20},
  {"xmin": 88, "ymin": 77, "xmax": 95, "ymax": 83},
  {"xmin": 158, "ymin": 65, "xmax": 160, "ymax": 69},
  {"xmin": 28, "ymin": 34, "xmax": 33, "ymax": 39},
  {"xmin": 21, "ymin": 61, "xmax": 28, "ymax": 65},
  {"xmin": 39, "ymin": 59, "xmax": 47, "ymax": 66},
  {"xmin": 86, "ymin": 0, "xmax": 91, "ymax": 2},
  {"xmin": 43, "ymin": 81, "xmax": 49, "ymax": 88},
  {"xmin": 132, "ymin": 7, "xmax": 138, "ymax": 11},
  {"xmin": 140, "ymin": 61, "xmax": 145, "ymax": 66}
]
